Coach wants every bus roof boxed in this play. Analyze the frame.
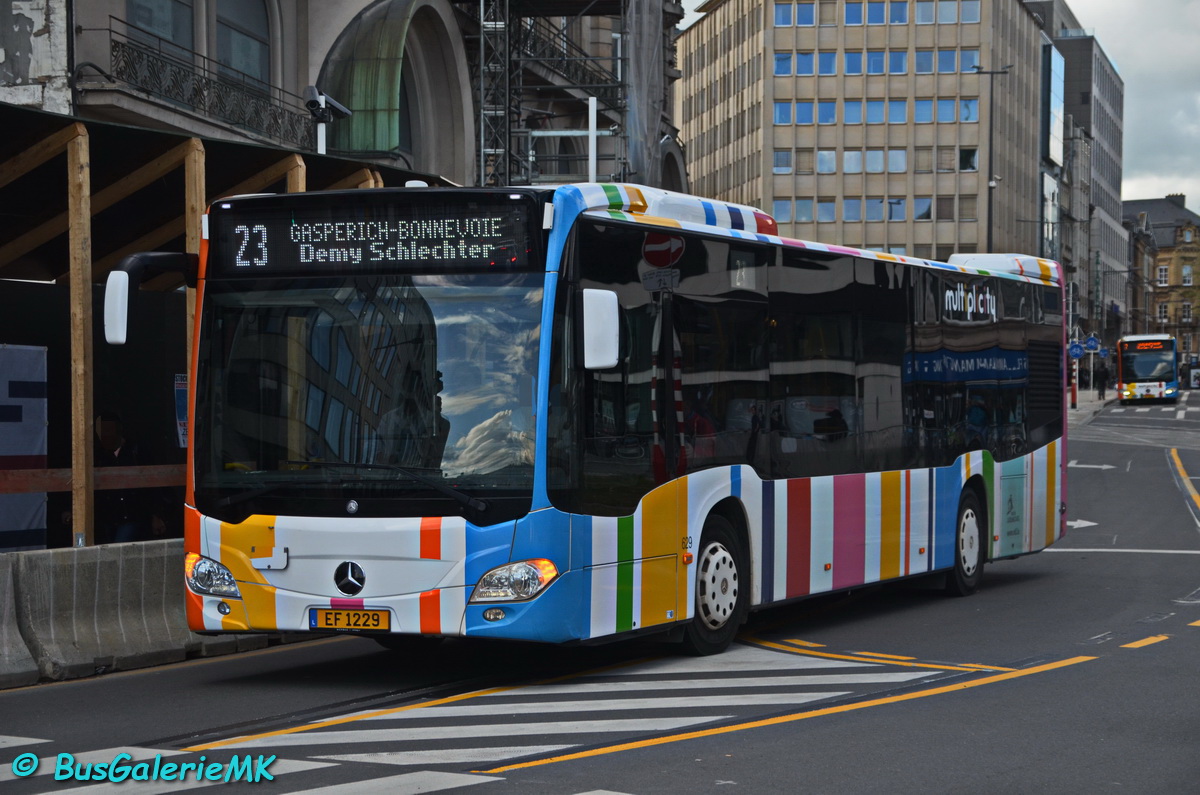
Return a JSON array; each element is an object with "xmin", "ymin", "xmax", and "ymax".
[
  {"xmin": 1119, "ymin": 333, "xmax": 1174, "ymax": 342},
  {"xmin": 557, "ymin": 182, "xmax": 1062, "ymax": 287}
]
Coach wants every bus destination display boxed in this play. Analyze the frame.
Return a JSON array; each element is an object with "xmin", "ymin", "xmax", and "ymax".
[{"xmin": 208, "ymin": 195, "xmax": 536, "ymax": 275}]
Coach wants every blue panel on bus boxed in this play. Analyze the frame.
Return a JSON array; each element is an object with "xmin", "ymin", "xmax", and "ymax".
[
  {"xmin": 463, "ymin": 571, "xmax": 584, "ymax": 643},
  {"xmin": 510, "ymin": 509, "xmax": 572, "ymax": 573},
  {"xmin": 933, "ymin": 464, "xmax": 963, "ymax": 570}
]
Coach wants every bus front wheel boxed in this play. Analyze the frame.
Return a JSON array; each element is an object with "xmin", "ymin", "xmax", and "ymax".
[
  {"xmin": 946, "ymin": 488, "xmax": 985, "ymax": 596},
  {"xmin": 681, "ymin": 514, "xmax": 747, "ymax": 656}
]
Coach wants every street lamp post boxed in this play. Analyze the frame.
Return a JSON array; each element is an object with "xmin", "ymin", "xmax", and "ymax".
[{"xmin": 974, "ymin": 64, "xmax": 1011, "ymax": 253}]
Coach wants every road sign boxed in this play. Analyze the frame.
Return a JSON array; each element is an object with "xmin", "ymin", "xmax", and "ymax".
[
  {"xmin": 1068, "ymin": 342, "xmax": 1084, "ymax": 359},
  {"xmin": 1099, "ymin": 348, "xmax": 1109, "ymax": 358},
  {"xmin": 1085, "ymin": 336, "xmax": 1100, "ymax": 351},
  {"xmin": 642, "ymin": 232, "xmax": 685, "ymax": 268}
]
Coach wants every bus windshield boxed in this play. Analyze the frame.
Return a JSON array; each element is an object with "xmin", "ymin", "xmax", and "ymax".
[
  {"xmin": 194, "ymin": 273, "xmax": 542, "ymax": 522},
  {"xmin": 1120, "ymin": 348, "xmax": 1176, "ymax": 381}
]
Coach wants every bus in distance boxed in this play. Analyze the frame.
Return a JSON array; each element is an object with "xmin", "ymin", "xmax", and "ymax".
[
  {"xmin": 1116, "ymin": 334, "xmax": 1179, "ymax": 404},
  {"xmin": 104, "ymin": 183, "xmax": 1066, "ymax": 656}
]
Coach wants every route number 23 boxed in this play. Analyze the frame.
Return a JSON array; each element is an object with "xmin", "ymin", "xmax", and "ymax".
[{"xmin": 235, "ymin": 224, "xmax": 269, "ymax": 267}]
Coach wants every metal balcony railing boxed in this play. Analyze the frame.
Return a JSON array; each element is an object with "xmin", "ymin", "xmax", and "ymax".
[
  {"xmin": 513, "ymin": 17, "xmax": 623, "ymax": 109},
  {"xmin": 80, "ymin": 17, "xmax": 314, "ymax": 150}
]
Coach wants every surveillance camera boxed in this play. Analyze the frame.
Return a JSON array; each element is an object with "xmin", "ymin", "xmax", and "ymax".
[
  {"xmin": 324, "ymin": 95, "xmax": 352, "ymax": 120},
  {"xmin": 303, "ymin": 85, "xmax": 321, "ymax": 111},
  {"xmin": 302, "ymin": 86, "xmax": 352, "ymax": 121}
]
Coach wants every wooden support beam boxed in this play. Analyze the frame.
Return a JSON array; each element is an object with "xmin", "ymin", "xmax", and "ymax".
[
  {"xmin": 211, "ymin": 154, "xmax": 307, "ymax": 201},
  {"xmin": 0, "ymin": 139, "xmax": 202, "ymax": 270},
  {"xmin": 184, "ymin": 141, "xmax": 205, "ymax": 373},
  {"xmin": 372, "ymin": 170, "xmax": 384, "ymax": 188},
  {"xmin": 0, "ymin": 465, "xmax": 186, "ymax": 494},
  {"xmin": 0, "ymin": 122, "xmax": 87, "ymax": 191},
  {"xmin": 323, "ymin": 168, "xmax": 376, "ymax": 191},
  {"xmin": 67, "ymin": 130, "xmax": 94, "ymax": 547}
]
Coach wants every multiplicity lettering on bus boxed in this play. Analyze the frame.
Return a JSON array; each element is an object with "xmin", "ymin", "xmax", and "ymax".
[
  {"xmin": 289, "ymin": 217, "xmax": 508, "ymax": 264},
  {"xmin": 944, "ymin": 284, "xmax": 997, "ymax": 321}
]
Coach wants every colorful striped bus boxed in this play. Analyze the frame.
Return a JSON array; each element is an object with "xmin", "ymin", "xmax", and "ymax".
[{"xmin": 105, "ymin": 183, "xmax": 1067, "ymax": 655}]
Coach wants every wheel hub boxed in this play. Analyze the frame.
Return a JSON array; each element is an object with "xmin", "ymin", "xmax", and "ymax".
[{"xmin": 697, "ymin": 541, "xmax": 738, "ymax": 630}]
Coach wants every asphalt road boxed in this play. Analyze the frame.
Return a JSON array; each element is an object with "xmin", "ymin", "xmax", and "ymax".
[{"xmin": 2, "ymin": 394, "xmax": 1198, "ymax": 793}]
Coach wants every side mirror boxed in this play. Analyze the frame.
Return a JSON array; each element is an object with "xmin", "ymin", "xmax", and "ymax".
[
  {"xmin": 102, "ymin": 252, "xmax": 199, "ymax": 345},
  {"xmin": 104, "ymin": 270, "xmax": 131, "ymax": 345},
  {"xmin": 582, "ymin": 289, "xmax": 620, "ymax": 370}
]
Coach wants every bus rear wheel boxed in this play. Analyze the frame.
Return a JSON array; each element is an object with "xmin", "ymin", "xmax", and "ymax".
[
  {"xmin": 681, "ymin": 514, "xmax": 747, "ymax": 656},
  {"xmin": 946, "ymin": 488, "xmax": 985, "ymax": 596}
]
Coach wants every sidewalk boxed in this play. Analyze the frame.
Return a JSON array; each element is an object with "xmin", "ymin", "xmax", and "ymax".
[{"xmin": 1067, "ymin": 384, "xmax": 1113, "ymax": 429}]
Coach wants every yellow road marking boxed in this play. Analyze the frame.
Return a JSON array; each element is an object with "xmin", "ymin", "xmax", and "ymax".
[
  {"xmin": 1190, "ymin": 620, "xmax": 1200, "ymax": 627},
  {"xmin": 1121, "ymin": 635, "xmax": 1170, "ymax": 649},
  {"xmin": 184, "ymin": 655, "xmax": 659, "ymax": 753},
  {"xmin": 1169, "ymin": 448, "xmax": 1200, "ymax": 512},
  {"xmin": 478, "ymin": 656, "xmax": 1096, "ymax": 774},
  {"xmin": 748, "ymin": 636, "xmax": 1007, "ymax": 672},
  {"xmin": 783, "ymin": 639, "xmax": 825, "ymax": 648},
  {"xmin": 848, "ymin": 651, "xmax": 917, "ymax": 660}
]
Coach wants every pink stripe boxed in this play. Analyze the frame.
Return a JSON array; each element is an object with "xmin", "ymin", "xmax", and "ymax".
[
  {"xmin": 832, "ymin": 474, "xmax": 866, "ymax": 590},
  {"xmin": 330, "ymin": 598, "xmax": 364, "ymax": 609}
]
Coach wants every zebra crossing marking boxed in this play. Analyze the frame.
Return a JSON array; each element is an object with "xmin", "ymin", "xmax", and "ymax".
[{"xmin": 287, "ymin": 770, "xmax": 503, "ymax": 793}]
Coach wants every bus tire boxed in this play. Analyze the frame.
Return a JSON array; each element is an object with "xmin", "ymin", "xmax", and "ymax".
[
  {"xmin": 681, "ymin": 514, "xmax": 747, "ymax": 656},
  {"xmin": 946, "ymin": 488, "xmax": 985, "ymax": 596}
]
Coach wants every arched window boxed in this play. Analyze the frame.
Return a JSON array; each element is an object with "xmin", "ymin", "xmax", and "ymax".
[{"xmin": 216, "ymin": 0, "xmax": 269, "ymax": 87}]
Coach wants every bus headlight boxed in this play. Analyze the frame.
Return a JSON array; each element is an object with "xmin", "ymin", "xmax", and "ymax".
[
  {"xmin": 470, "ymin": 559, "xmax": 558, "ymax": 602},
  {"xmin": 184, "ymin": 553, "xmax": 241, "ymax": 598},
  {"xmin": 1166, "ymin": 388, "xmax": 1177, "ymax": 395}
]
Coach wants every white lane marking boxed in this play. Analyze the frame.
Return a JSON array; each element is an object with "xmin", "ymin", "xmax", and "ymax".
[
  {"xmin": 288, "ymin": 771, "xmax": 503, "ymax": 794},
  {"xmin": 314, "ymin": 746, "xmax": 574, "ymax": 767},
  {"xmin": 1044, "ymin": 548, "xmax": 1200, "ymax": 555},
  {"xmin": 0, "ymin": 735, "xmax": 49, "ymax": 749},
  {"xmin": 507, "ymin": 671, "xmax": 932, "ymax": 696},
  {"xmin": 600, "ymin": 644, "xmax": 877, "ymax": 674},
  {"xmin": 220, "ymin": 716, "xmax": 733, "ymax": 749},
  {"xmin": 361, "ymin": 692, "xmax": 852, "ymax": 720}
]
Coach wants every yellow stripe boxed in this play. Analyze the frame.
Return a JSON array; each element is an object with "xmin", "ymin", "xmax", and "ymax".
[
  {"xmin": 1121, "ymin": 635, "xmax": 1169, "ymax": 649},
  {"xmin": 678, "ymin": 476, "xmax": 690, "ymax": 620},
  {"xmin": 625, "ymin": 185, "xmax": 648, "ymax": 214},
  {"xmin": 1190, "ymin": 620, "xmax": 1200, "ymax": 627},
  {"xmin": 850, "ymin": 651, "xmax": 915, "ymax": 661},
  {"xmin": 1045, "ymin": 440, "xmax": 1057, "ymax": 546},
  {"xmin": 478, "ymin": 656, "xmax": 1096, "ymax": 773},
  {"xmin": 880, "ymin": 471, "xmax": 901, "ymax": 579},
  {"xmin": 784, "ymin": 639, "xmax": 825, "ymax": 648},
  {"xmin": 1169, "ymin": 448, "xmax": 1200, "ymax": 512},
  {"xmin": 746, "ymin": 636, "xmax": 1000, "ymax": 672}
]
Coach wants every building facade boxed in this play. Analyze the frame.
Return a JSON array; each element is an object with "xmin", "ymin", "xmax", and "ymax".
[
  {"xmin": 1, "ymin": 0, "xmax": 687, "ymax": 189},
  {"xmin": 1025, "ymin": 0, "xmax": 1126, "ymax": 347},
  {"xmin": 1124, "ymin": 196, "xmax": 1200, "ymax": 362},
  {"xmin": 677, "ymin": 0, "xmax": 1047, "ymax": 259}
]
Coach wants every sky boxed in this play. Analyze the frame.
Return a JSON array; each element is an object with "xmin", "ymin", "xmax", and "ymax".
[{"xmin": 680, "ymin": 0, "xmax": 1200, "ymax": 215}]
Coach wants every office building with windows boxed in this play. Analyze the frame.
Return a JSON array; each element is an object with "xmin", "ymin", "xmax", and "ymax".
[{"xmin": 677, "ymin": 0, "xmax": 1050, "ymax": 258}]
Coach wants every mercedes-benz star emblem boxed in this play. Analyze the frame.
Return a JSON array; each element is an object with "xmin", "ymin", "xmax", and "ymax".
[
  {"xmin": 334, "ymin": 561, "xmax": 366, "ymax": 596},
  {"xmin": 346, "ymin": 499, "xmax": 359, "ymax": 514}
]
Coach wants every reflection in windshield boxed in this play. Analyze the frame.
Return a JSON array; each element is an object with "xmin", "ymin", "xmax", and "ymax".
[
  {"xmin": 1122, "ymin": 350, "xmax": 1175, "ymax": 382},
  {"xmin": 195, "ymin": 273, "xmax": 541, "ymax": 516}
]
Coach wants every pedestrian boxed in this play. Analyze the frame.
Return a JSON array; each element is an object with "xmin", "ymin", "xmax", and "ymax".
[{"xmin": 1095, "ymin": 362, "xmax": 1109, "ymax": 401}]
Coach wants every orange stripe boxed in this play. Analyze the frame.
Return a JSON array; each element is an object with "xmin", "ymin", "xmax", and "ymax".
[
  {"xmin": 880, "ymin": 471, "xmax": 901, "ymax": 579},
  {"xmin": 420, "ymin": 516, "xmax": 441, "ymax": 560},
  {"xmin": 1045, "ymin": 441, "xmax": 1057, "ymax": 546},
  {"xmin": 419, "ymin": 590, "xmax": 441, "ymax": 634}
]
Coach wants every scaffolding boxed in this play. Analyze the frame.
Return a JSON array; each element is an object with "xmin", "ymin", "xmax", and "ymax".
[{"xmin": 457, "ymin": 0, "xmax": 656, "ymax": 187}]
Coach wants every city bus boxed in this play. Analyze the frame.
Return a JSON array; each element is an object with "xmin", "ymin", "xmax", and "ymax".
[
  {"xmin": 1116, "ymin": 334, "xmax": 1179, "ymax": 404},
  {"xmin": 104, "ymin": 183, "xmax": 1066, "ymax": 655}
]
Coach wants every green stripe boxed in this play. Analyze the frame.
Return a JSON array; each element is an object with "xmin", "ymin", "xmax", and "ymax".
[
  {"xmin": 616, "ymin": 516, "xmax": 634, "ymax": 632},
  {"xmin": 602, "ymin": 184, "xmax": 624, "ymax": 208}
]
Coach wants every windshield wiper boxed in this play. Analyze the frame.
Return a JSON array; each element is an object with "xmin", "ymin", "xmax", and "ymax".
[{"xmin": 281, "ymin": 461, "xmax": 489, "ymax": 513}]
